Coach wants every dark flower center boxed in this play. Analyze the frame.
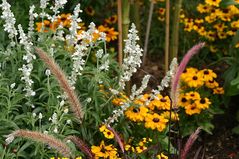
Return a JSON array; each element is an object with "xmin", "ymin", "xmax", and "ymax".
[
  {"xmin": 153, "ymin": 118, "xmax": 160, "ymax": 123},
  {"xmin": 133, "ymin": 108, "xmax": 139, "ymax": 113},
  {"xmin": 160, "ymin": 98, "xmax": 167, "ymax": 102},
  {"xmin": 192, "ymin": 76, "xmax": 198, "ymax": 80},
  {"xmin": 181, "ymin": 98, "xmax": 187, "ymax": 103},
  {"xmin": 209, "ymin": 80, "xmax": 214, "ymax": 83},
  {"xmin": 204, "ymin": 70, "xmax": 209, "ymax": 75},
  {"xmin": 200, "ymin": 98, "xmax": 206, "ymax": 104}
]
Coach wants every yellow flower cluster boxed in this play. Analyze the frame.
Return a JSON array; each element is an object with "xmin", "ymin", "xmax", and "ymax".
[
  {"xmin": 124, "ymin": 137, "xmax": 152, "ymax": 154},
  {"xmin": 113, "ymin": 93, "xmax": 179, "ymax": 132},
  {"xmin": 179, "ymin": 67, "xmax": 224, "ymax": 115},
  {"xmin": 91, "ymin": 140, "xmax": 120, "ymax": 159},
  {"xmin": 36, "ymin": 14, "xmax": 118, "ymax": 43},
  {"xmin": 181, "ymin": 0, "xmax": 239, "ymax": 51}
]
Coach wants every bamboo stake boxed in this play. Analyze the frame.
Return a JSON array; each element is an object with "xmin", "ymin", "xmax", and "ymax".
[
  {"xmin": 142, "ymin": 1, "xmax": 154, "ymax": 65},
  {"xmin": 131, "ymin": 0, "xmax": 141, "ymax": 39},
  {"xmin": 117, "ymin": 0, "xmax": 123, "ymax": 66},
  {"xmin": 171, "ymin": 0, "xmax": 183, "ymax": 61},
  {"xmin": 122, "ymin": 0, "xmax": 131, "ymax": 95},
  {"xmin": 165, "ymin": 0, "xmax": 170, "ymax": 73}
]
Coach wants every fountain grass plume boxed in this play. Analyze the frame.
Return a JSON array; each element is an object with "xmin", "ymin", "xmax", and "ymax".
[
  {"xmin": 171, "ymin": 42, "xmax": 205, "ymax": 108},
  {"xmin": 65, "ymin": 135, "xmax": 94, "ymax": 159},
  {"xmin": 180, "ymin": 127, "xmax": 201, "ymax": 159},
  {"xmin": 107, "ymin": 126, "xmax": 125, "ymax": 154},
  {"xmin": 5, "ymin": 129, "xmax": 72, "ymax": 157},
  {"xmin": 35, "ymin": 47, "xmax": 84, "ymax": 122}
]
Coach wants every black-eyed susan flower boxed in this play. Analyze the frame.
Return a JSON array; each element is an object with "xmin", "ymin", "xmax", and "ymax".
[
  {"xmin": 36, "ymin": 20, "xmax": 57, "ymax": 32},
  {"xmin": 205, "ymin": 0, "xmax": 221, "ymax": 7},
  {"xmin": 185, "ymin": 103, "xmax": 201, "ymax": 115},
  {"xmin": 98, "ymin": 25, "xmax": 119, "ymax": 42},
  {"xmin": 152, "ymin": 94, "xmax": 171, "ymax": 110},
  {"xmin": 57, "ymin": 13, "xmax": 71, "ymax": 27},
  {"xmin": 103, "ymin": 129, "xmax": 114, "ymax": 139},
  {"xmin": 104, "ymin": 15, "xmax": 117, "ymax": 25},
  {"xmin": 178, "ymin": 94, "xmax": 190, "ymax": 107},
  {"xmin": 184, "ymin": 73, "xmax": 204, "ymax": 88},
  {"xmin": 125, "ymin": 106, "xmax": 148, "ymax": 122},
  {"xmin": 157, "ymin": 152, "xmax": 168, "ymax": 159},
  {"xmin": 205, "ymin": 79, "xmax": 219, "ymax": 89},
  {"xmin": 185, "ymin": 91, "xmax": 201, "ymax": 100},
  {"xmin": 91, "ymin": 141, "xmax": 118, "ymax": 158},
  {"xmin": 195, "ymin": 97, "xmax": 211, "ymax": 110},
  {"xmin": 135, "ymin": 145, "xmax": 147, "ymax": 153},
  {"xmin": 180, "ymin": 67, "xmax": 198, "ymax": 81},
  {"xmin": 213, "ymin": 87, "xmax": 224, "ymax": 94},
  {"xmin": 144, "ymin": 113, "xmax": 168, "ymax": 132},
  {"xmin": 197, "ymin": 3, "xmax": 212, "ymax": 13},
  {"xmin": 160, "ymin": 111, "xmax": 179, "ymax": 121},
  {"xmin": 198, "ymin": 69, "xmax": 217, "ymax": 81},
  {"xmin": 85, "ymin": 6, "xmax": 95, "ymax": 16}
]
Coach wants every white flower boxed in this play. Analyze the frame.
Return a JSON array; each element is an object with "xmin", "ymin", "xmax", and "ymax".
[
  {"xmin": 5, "ymin": 134, "xmax": 15, "ymax": 145},
  {"xmin": 63, "ymin": 108, "xmax": 69, "ymax": 114},
  {"xmin": 96, "ymin": 49, "xmax": 104, "ymax": 58},
  {"xmin": 45, "ymin": 69, "xmax": 51, "ymax": 76},
  {"xmin": 86, "ymin": 97, "xmax": 92, "ymax": 103},
  {"xmin": 0, "ymin": 0, "xmax": 18, "ymax": 40},
  {"xmin": 32, "ymin": 113, "xmax": 36, "ymax": 118},
  {"xmin": 53, "ymin": 127, "xmax": 58, "ymax": 133},
  {"xmin": 119, "ymin": 23, "xmax": 143, "ymax": 89},
  {"xmin": 39, "ymin": 113, "xmax": 43, "ymax": 119},
  {"xmin": 10, "ymin": 83, "xmax": 16, "ymax": 89},
  {"xmin": 66, "ymin": 119, "xmax": 71, "ymax": 124}
]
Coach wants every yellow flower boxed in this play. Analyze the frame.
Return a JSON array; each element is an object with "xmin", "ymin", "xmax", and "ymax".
[
  {"xmin": 185, "ymin": 103, "xmax": 201, "ymax": 115},
  {"xmin": 158, "ymin": 8, "xmax": 166, "ymax": 15},
  {"xmin": 157, "ymin": 152, "xmax": 169, "ymax": 159},
  {"xmin": 195, "ymin": 98, "xmax": 211, "ymax": 110},
  {"xmin": 125, "ymin": 106, "xmax": 148, "ymax": 122},
  {"xmin": 98, "ymin": 25, "xmax": 119, "ymax": 42},
  {"xmin": 184, "ymin": 73, "xmax": 204, "ymax": 88},
  {"xmin": 136, "ymin": 145, "xmax": 147, "ymax": 153},
  {"xmin": 57, "ymin": 13, "xmax": 71, "ymax": 27},
  {"xmin": 85, "ymin": 6, "xmax": 95, "ymax": 16},
  {"xmin": 213, "ymin": 87, "xmax": 224, "ymax": 94},
  {"xmin": 152, "ymin": 94, "xmax": 171, "ymax": 110},
  {"xmin": 185, "ymin": 91, "xmax": 201, "ymax": 100},
  {"xmin": 178, "ymin": 94, "xmax": 190, "ymax": 107},
  {"xmin": 36, "ymin": 20, "xmax": 57, "ymax": 32},
  {"xmin": 103, "ymin": 129, "xmax": 115, "ymax": 139},
  {"xmin": 209, "ymin": 45, "xmax": 218, "ymax": 53},
  {"xmin": 205, "ymin": 79, "xmax": 219, "ymax": 89},
  {"xmin": 160, "ymin": 111, "xmax": 179, "ymax": 121},
  {"xmin": 144, "ymin": 113, "xmax": 168, "ymax": 132},
  {"xmin": 197, "ymin": 3, "xmax": 212, "ymax": 13},
  {"xmin": 180, "ymin": 67, "xmax": 198, "ymax": 82},
  {"xmin": 91, "ymin": 141, "xmax": 118, "ymax": 159},
  {"xmin": 105, "ymin": 15, "xmax": 118, "ymax": 25},
  {"xmin": 205, "ymin": 0, "xmax": 221, "ymax": 7},
  {"xmin": 198, "ymin": 69, "xmax": 217, "ymax": 81}
]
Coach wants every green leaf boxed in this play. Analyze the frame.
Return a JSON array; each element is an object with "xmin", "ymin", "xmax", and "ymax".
[
  {"xmin": 232, "ymin": 125, "xmax": 239, "ymax": 134},
  {"xmin": 200, "ymin": 122, "xmax": 214, "ymax": 134},
  {"xmin": 221, "ymin": 0, "xmax": 238, "ymax": 7}
]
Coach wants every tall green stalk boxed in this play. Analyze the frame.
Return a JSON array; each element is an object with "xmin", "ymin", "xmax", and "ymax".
[
  {"xmin": 130, "ymin": 0, "xmax": 141, "ymax": 36},
  {"xmin": 170, "ymin": 0, "xmax": 183, "ymax": 61},
  {"xmin": 122, "ymin": 0, "xmax": 131, "ymax": 95}
]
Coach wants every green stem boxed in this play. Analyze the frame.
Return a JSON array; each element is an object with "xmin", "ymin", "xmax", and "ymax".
[
  {"xmin": 142, "ymin": 1, "xmax": 154, "ymax": 65},
  {"xmin": 170, "ymin": 0, "xmax": 183, "ymax": 61}
]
